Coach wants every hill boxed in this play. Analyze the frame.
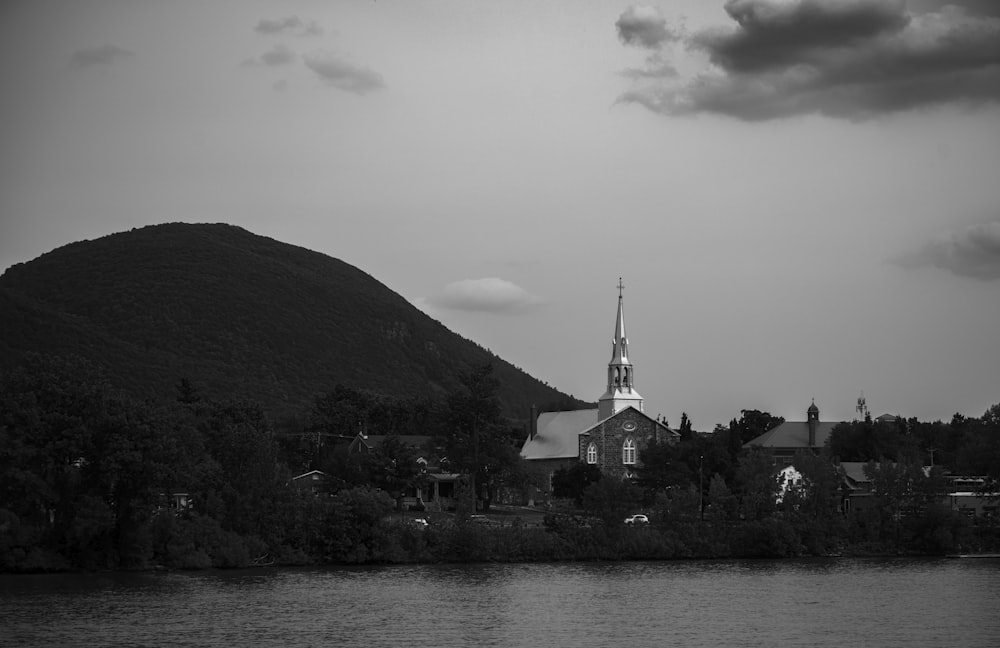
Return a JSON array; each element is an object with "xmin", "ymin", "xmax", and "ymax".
[{"xmin": 0, "ymin": 223, "xmax": 589, "ymax": 420}]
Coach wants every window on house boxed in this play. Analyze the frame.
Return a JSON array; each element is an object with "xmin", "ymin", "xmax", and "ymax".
[
  {"xmin": 623, "ymin": 438, "xmax": 636, "ymax": 465},
  {"xmin": 587, "ymin": 443, "xmax": 598, "ymax": 464}
]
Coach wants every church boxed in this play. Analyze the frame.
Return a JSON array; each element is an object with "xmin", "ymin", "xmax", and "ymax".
[{"xmin": 520, "ymin": 280, "xmax": 677, "ymax": 490}]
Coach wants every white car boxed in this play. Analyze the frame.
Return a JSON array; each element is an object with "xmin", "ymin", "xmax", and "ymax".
[{"xmin": 624, "ymin": 514, "xmax": 649, "ymax": 525}]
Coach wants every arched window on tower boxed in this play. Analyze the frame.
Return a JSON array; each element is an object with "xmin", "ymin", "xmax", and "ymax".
[
  {"xmin": 622, "ymin": 438, "xmax": 636, "ymax": 465},
  {"xmin": 586, "ymin": 442, "xmax": 598, "ymax": 465}
]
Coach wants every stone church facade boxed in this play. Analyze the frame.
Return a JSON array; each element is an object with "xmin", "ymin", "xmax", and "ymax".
[{"xmin": 520, "ymin": 280, "xmax": 677, "ymax": 490}]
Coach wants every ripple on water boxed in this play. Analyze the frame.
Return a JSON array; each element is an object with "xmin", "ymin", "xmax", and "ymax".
[{"xmin": 2, "ymin": 558, "xmax": 999, "ymax": 648}]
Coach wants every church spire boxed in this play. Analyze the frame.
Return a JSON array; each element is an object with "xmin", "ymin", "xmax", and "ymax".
[{"xmin": 598, "ymin": 278, "xmax": 643, "ymax": 419}]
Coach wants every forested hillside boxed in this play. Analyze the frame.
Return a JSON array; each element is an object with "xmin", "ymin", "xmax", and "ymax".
[{"xmin": 0, "ymin": 223, "xmax": 588, "ymax": 420}]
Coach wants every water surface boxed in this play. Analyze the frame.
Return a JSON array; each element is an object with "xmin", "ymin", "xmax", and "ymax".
[{"xmin": 2, "ymin": 558, "xmax": 998, "ymax": 647}]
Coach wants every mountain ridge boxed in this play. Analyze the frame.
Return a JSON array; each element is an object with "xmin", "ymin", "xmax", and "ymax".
[{"xmin": 0, "ymin": 223, "xmax": 589, "ymax": 420}]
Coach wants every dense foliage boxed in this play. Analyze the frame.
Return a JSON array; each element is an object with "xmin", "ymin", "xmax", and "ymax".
[
  {"xmin": 2, "ymin": 354, "xmax": 998, "ymax": 572},
  {"xmin": 0, "ymin": 223, "xmax": 589, "ymax": 421}
]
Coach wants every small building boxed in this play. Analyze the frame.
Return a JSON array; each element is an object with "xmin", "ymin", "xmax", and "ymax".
[
  {"xmin": 291, "ymin": 469, "xmax": 328, "ymax": 495},
  {"xmin": 946, "ymin": 476, "xmax": 998, "ymax": 520},
  {"xmin": 744, "ymin": 401, "xmax": 841, "ymax": 464}
]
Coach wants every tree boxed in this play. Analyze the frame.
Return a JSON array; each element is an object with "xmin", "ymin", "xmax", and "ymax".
[
  {"xmin": 552, "ymin": 463, "xmax": 602, "ymax": 505},
  {"xmin": 580, "ymin": 478, "xmax": 641, "ymax": 527},
  {"xmin": 636, "ymin": 438, "xmax": 693, "ymax": 493},
  {"xmin": 735, "ymin": 446, "xmax": 779, "ymax": 521},
  {"xmin": 783, "ymin": 450, "xmax": 845, "ymax": 554},
  {"xmin": 706, "ymin": 473, "xmax": 737, "ymax": 520},
  {"xmin": 439, "ymin": 363, "xmax": 520, "ymax": 511},
  {"xmin": 732, "ymin": 410, "xmax": 784, "ymax": 445},
  {"xmin": 367, "ymin": 435, "xmax": 425, "ymax": 510},
  {"xmin": 678, "ymin": 412, "xmax": 694, "ymax": 441}
]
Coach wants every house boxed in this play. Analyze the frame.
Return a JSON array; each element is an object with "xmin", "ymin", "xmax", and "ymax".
[
  {"xmin": 945, "ymin": 476, "xmax": 998, "ymax": 520},
  {"xmin": 743, "ymin": 401, "xmax": 841, "ymax": 464},
  {"xmin": 347, "ymin": 433, "xmax": 433, "ymax": 458},
  {"xmin": 837, "ymin": 461, "xmax": 877, "ymax": 514},
  {"xmin": 343, "ymin": 432, "xmax": 464, "ymax": 510},
  {"xmin": 291, "ymin": 469, "xmax": 328, "ymax": 495},
  {"xmin": 520, "ymin": 280, "xmax": 677, "ymax": 501}
]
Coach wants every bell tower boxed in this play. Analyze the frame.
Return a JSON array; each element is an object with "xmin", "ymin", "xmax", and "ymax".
[
  {"xmin": 598, "ymin": 278, "xmax": 643, "ymax": 419},
  {"xmin": 807, "ymin": 399, "xmax": 819, "ymax": 447}
]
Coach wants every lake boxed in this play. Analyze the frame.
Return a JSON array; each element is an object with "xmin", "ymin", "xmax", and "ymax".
[{"xmin": 2, "ymin": 558, "xmax": 999, "ymax": 647}]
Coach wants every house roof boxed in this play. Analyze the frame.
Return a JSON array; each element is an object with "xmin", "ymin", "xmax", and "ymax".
[
  {"xmin": 520, "ymin": 408, "xmax": 598, "ymax": 460},
  {"xmin": 838, "ymin": 462, "xmax": 870, "ymax": 484},
  {"xmin": 744, "ymin": 421, "xmax": 840, "ymax": 450},
  {"xmin": 291, "ymin": 469, "xmax": 327, "ymax": 481},
  {"xmin": 353, "ymin": 434, "xmax": 433, "ymax": 452}
]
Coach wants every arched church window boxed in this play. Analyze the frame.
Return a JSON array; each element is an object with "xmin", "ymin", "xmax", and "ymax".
[
  {"xmin": 586, "ymin": 443, "xmax": 597, "ymax": 465},
  {"xmin": 622, "ymin": 438, "xmax": 636, "ymax": 465}
]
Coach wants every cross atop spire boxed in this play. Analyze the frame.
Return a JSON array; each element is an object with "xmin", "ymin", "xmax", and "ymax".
[{"xmin": 599, "ymin": 277, "xmax": 643, "ymax": 418}]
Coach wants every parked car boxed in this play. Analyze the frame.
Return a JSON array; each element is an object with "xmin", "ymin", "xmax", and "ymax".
[
  {"xmin": 410, "ymin": 518, "xmax": 429, "ymax": 528},
  {"xmin": 624, "ymin": 514, "xmax": 649, "ymax": 525}
]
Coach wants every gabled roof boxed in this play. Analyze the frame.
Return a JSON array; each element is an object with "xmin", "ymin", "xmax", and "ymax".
[
  {"xmin": 520, "ymin": 406, "xmax": 677, "ymax": 461},
  {"xmin": 744, "ymin": 421, "xmax": 839, "ymax": 450},
  {"xmin": 350, "ymin": 434, "xmax": 433, "ymax": 453},
  {"xmin": 579, "ymin": 406, "xmax": 676, "ymax": 439},
  {"xmin": 838, "ymin": 461, "xmax": 871, "ymax": 485},
  {"xmin": 292, "ymin": 469, "xmax": 327, "ymax": 481},
  {"xmin": 521, "ymin": 409, "xmax": 598, "ymax": 460}
]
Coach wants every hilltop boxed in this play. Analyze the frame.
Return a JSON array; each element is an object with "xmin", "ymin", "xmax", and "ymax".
[{"xmin": 0, "ymin": 223, "xmax": 588, "ymax": 420}]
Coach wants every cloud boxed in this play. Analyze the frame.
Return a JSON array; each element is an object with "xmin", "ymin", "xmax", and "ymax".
[
  {"xmin": 616, "ymin": 5, "xmax": 678, "ymax": 49},
  {"xmin": 254, "ymin": 16, "xmax": 323, "ymax": 37},
  {"xmin": 895, "ymin": 221, "xmax": 1000, "ymax": 280},
  {"xmin": 425, "ymin": 278, "xmax": 546, "ymax": 314},
  {"xmin": 72, "ymin": 44, "xmax": 134, "ymax": 67},
  {"xmin": 617, "ymin": 0, "xmax": 1000, "ymax": 120},
  {"xmin": 303, "ymin": 51, "xmax": 384, "ymax": 94},
  {"xmin": 242, "ymin": 44, "xmax": 296, "ymax": 67}
]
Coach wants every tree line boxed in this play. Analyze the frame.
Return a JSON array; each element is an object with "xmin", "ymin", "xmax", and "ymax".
[
  {"xmin": 1, "ymin": 353, "xmax": 998, "ymax": 571},
  {"xmin": 551, "ymin": 407, "xmax": 1000, "ymax": 557}
]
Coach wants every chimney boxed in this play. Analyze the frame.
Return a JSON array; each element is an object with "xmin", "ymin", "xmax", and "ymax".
[{"xmin": 529, "ymin": 405, "xmax": 537, "ymax": 440}]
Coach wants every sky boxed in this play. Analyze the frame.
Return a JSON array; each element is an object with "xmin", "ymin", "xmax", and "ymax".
[{"xmin": 2, "ymin": 0, "xmax": 999, "ymax": 430}]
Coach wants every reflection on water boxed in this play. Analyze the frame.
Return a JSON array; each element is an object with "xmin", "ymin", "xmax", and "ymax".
[{"xmin": 2, "ymin": 558, "xmax": 999, "ymax": 647}]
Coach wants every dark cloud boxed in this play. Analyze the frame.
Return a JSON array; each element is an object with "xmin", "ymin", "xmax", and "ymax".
[
  {"xmin": 895, "ymin": 221, "xmax": 1000, "ymax": 280},
  {"xmin": 72, "ymin": 44, "xmax": 133, "ymax": 67},
  {"xmin": 424, "ymin": 278, "xmax": 546, "ymax": 314},
  {"xmin": 618, "ymin": 0, "xmax": 1000, "ymax": 120},
  {"xmin": 616, "ymin": 5, "xmax": 678, "ymax": 49},
  {"xmin": 694, "ymin": 0, "xmax": 910, "ymax": 73},
  {"xmin": 622, "ymin": 60, "xmax": 679, "ymax": 80},
  {"xmin": 303, "ymin": 52, "xmax": 384, "ymax": 95},
  {"xmin": 909, "ymin": 0, "xmax": 1000, "ymax": 18},
  {"xmin": 242, "ymin": 44, "xmax": 296, "ymax": 68},
  {"xmin": 261, "ymin": 44, "xmax": 295, "ymax": 66},
  {"xmin": 254, "ymin": 16, "xmax": 323, "ymax": 37}
]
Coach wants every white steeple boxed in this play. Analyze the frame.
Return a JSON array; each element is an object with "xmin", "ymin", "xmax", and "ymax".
[{"xmin": 598, "ymin": 278, "xmax": 643, "ymax": 419}]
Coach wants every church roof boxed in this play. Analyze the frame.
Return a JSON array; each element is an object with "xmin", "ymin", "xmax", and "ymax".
[
  {"xmin": 521, "ymin": 406, "xmax": 677, "ymax": 461},
  {"xmin": 521, "ymin": 409, "xmax": 598, "ymax": 460},
  {"xmin": 744, "ymin": 421, "xmax": 839, "ymax": 450}
]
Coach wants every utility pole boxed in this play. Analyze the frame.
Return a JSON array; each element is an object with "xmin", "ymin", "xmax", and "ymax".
[{"xmin": 699, "ymin": 454, "xmax": 704, "ymax": 521}]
